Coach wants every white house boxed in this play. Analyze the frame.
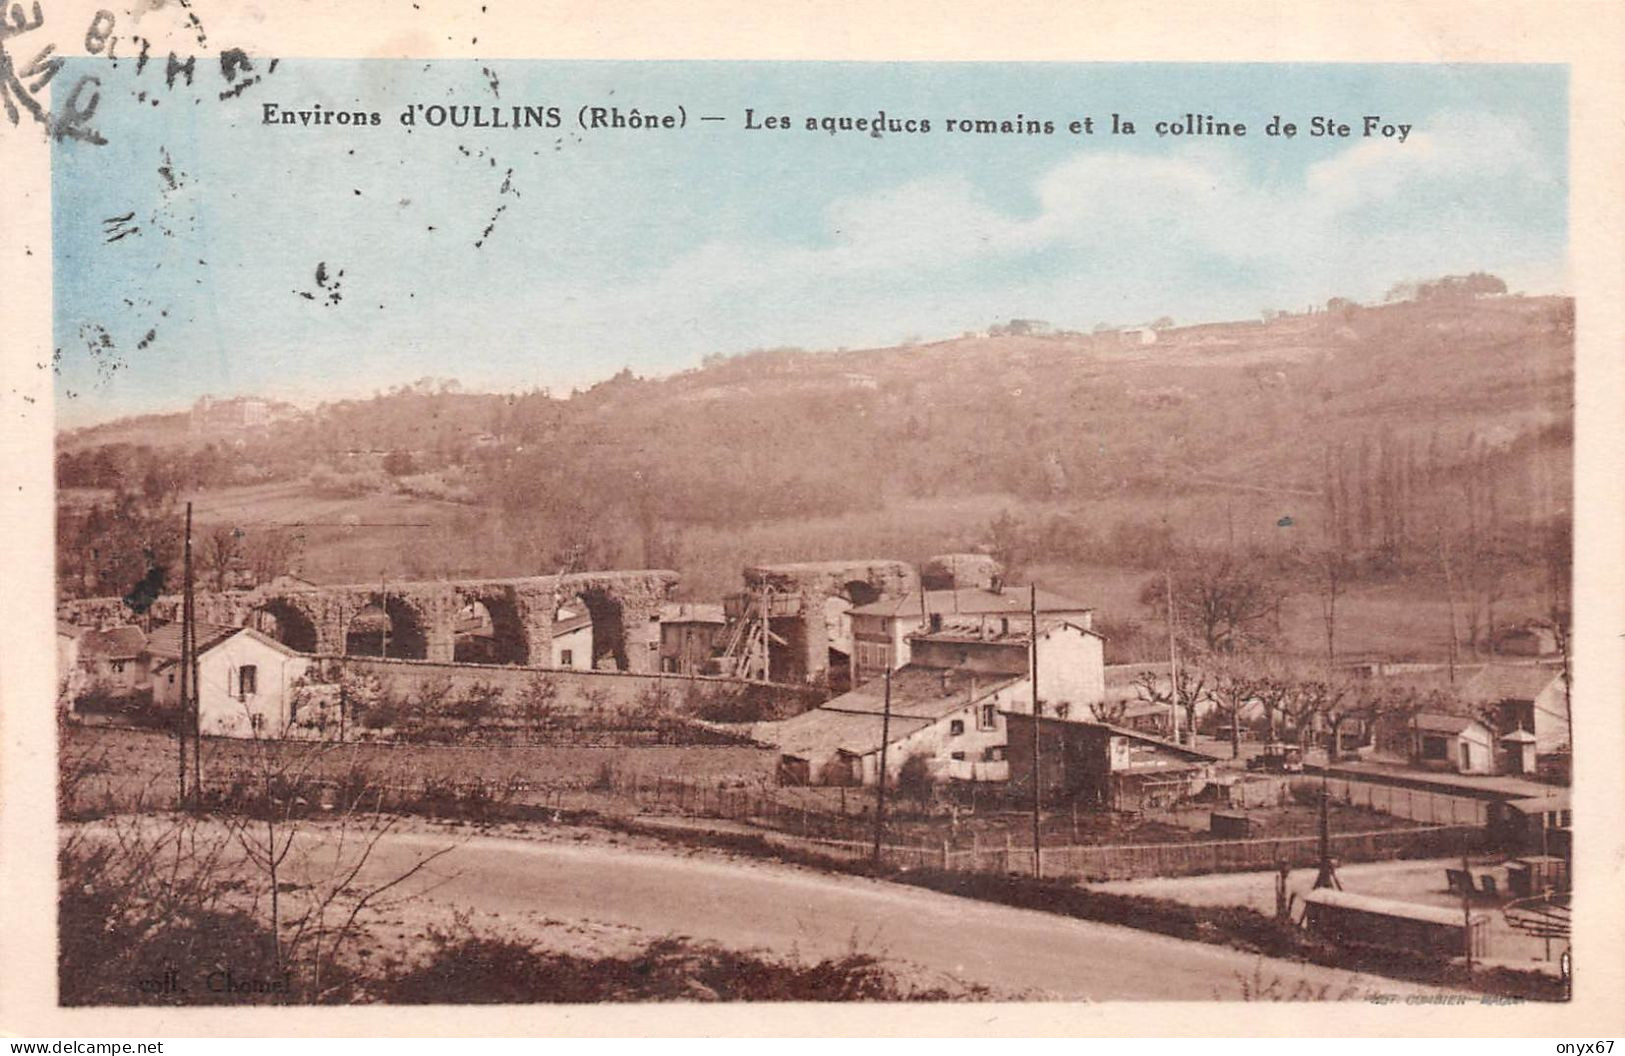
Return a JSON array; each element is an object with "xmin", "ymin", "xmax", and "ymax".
[
  {"xmin": 1461, "ymin": 664, "xmax": 1570, "ymax": 756},
  {"xmin": 148, "ymin": 622, "xmax": 311, "ymax": 738},
  {"xmin": 551, "ymin": 607, "xmax": 593, "ymax": 669},
  {"xmin": 765, "ymin": 619, "xmax": 1106, "ymax": 786},
  {"xmin": 1411, "ymin": 712, "xmax": 1496, "ymax": 775},
  {"xmin": 76, "ymin": 624, "xmax": 149, "ymax": 693},
  {"xmin": 57, "ymin": 622, "xmax": 85, "ymax": 704},
  {"xmin": 847, "ymin": 586, "xmax": 1093, "ymax": 688}
]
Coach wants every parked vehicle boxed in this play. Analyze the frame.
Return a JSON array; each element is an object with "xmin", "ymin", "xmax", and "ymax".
[{"xmin": 1247, "ymin": 743, "xmax": 1304, "ymax": 773}]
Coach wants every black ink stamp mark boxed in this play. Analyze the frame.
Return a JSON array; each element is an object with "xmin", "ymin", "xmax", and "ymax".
[
  {"xmin": 473, "ymin": 166, "xmax": 518, "ymax": 249},
  {"xmin": 102, "ymin": 210, "xmax": 138, "ymax": 242},
  {"xmin": 0, "ymin": 2, "xmax": 106, "ymax": 142},
  {"xmin": 296, "ymin": 262, "xmax": 344, "ymax": 306}
]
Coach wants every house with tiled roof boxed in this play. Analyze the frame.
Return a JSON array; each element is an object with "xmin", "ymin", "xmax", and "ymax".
[
  {"xmin": 76, "ymin": 624, "xmax": 149, "ymax": 692},
  {"xmin": 847, "ymin": 585, "xmax": 1093, "ymax": 687},
  {"xmin": 659, "ymin": 602, "xmax": 728, "ymax": 675},
  {"xmin": 147, "ymin": 623, "xmax": 312, "ymax": 738},
  {"xmin": 550, "ymin": 607, "xmax": 594, "ymax": 670},
  {"xmin": 1461, "ymin": 663, "xmax": 1570, "ymax": 756},
  {"xmin": 761, "ymin": 619, "xmax": 1105, "ymax": 786},
  {"xmin": 1410, "ymin": 711, "xmax": 1497, "ymax": 775},
  {"xmin": 1004, "ymin": 713, "xmax": 1219, "ymax": 810},
  {"xmin": 764, "ymin": 664, "xmax": 1028, "ymax": 785}
]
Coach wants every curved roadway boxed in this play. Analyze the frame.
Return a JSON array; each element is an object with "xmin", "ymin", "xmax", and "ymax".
[{"xmin": 368, "ymin": 830, "xmax": 1449, "ymax": 1001}]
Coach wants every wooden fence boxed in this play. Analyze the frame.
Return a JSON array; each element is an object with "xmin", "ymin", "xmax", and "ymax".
[
  {"xmin": 1317, "ymin": 776, "xmax": 1491, "ymax": 827},
  {"xmin": 941, "ymin": 824, "xmax": 1486, "ymax": 880},
  {"xmin": 601, "ymin": 774, "xmax": 1487, "ymax": 880}
]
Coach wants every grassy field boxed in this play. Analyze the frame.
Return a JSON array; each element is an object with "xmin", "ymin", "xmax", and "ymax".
[{"xmin": 60, "ymin": 725, "xmax": 777, "ymax": 818}]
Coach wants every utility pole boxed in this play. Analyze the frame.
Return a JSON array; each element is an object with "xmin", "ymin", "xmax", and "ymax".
[
  {"xmin": 760, "ymin": 583, "xmax": 772, "ymax": 682},
  {"xmin": 380, "ymin": 576, "xmax": 390, "ymax": 658},
  {"xmin": 1164, "ymin": 567, "xmax": 1179, "ymax": 743},
  {"xmin": 1030, "ymin": 584, "xmax": 1042, "ymax": 879},
  {"xmin": 189, "ymin": 522, "xmax": 201, "ymax": 798},
  {"xmin": 177, "ymin": 503, "xmax": 192, "ymax": 805},
  {"xmin": 1437, "ymin": 525, "xmax": 1459, "ymax": 685},
  {"xmin": 1461, "ymin": 848, "xmax": 1475, "ymax": 972},
  {"xmin": 1313, "ymin": 777, "xmax": 1340, "ymax": 890},
  {"xmin": 872, "ymin": 669, "xmax": 892, "ymax": 866}
]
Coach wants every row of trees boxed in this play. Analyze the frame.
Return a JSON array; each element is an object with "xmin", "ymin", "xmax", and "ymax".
[
  {"xmin": 1112, "ymin": 656, "xmax": 1461, "ymax": 760},
  {"xmin": 56, "ymin": 488, "xmax": 303, "ymax": 600}
]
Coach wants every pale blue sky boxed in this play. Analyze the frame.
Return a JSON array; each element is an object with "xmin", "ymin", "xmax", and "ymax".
[{"xmin": 53, "ymin": 60, "xmax": 1567, "ymax": 426}]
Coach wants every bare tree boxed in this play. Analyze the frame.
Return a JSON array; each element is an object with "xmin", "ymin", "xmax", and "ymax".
[
  {"xmin": 220, "ymin": 700, "xmax": 461, "ymax": 1000},
  {"xmin": 1087, "ymin": 697, "xmax": 1133, "ymax": 725},
  {"xmin": 1132, "ymin": 666, "xmax": 1213, "ymax": 741},
  {"xmin": 1142, "ymin": 551, "xmax": 1280, "ymax": 655},
  {"xmin": 1317, "ymin": 446, "xmax": 1351, "ymax": 664},
  {"xmin": 1208, "ymin": 660, "xmax": 1267, "ymax": 760},
  {"xmin": 243, "ymin": 527, "xmax": 302, "ymax": 586},
  {"xmin": 1543, "ymin": 515, "xmax": 1574, "ymax": 751},
  {"xmin": 1295, "ymin": 674, "xmax": 1380, "ymax": 761},
  {"xmin": 197, "ymin": 526, "xmax": 242, "ymax": 591}
]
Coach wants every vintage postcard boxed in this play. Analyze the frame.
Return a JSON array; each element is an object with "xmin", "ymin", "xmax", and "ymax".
[{"xmin": 2, "ymin": 0, "xmax": 1622, "ymax": 1039}]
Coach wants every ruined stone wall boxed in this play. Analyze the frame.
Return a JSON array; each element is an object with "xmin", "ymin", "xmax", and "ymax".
[
  {"xmin": 58, "ymin": 570, "xmax": 679, "ymax": 672},
  {"xmin": 741, "ymin": 560, "xmax": 919, "ymax": 685}
]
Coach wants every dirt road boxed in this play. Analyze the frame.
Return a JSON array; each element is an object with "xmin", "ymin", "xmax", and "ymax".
[{"xmin": 360, "ymin": 829, "xmax": 1452, "ymax": 1001}]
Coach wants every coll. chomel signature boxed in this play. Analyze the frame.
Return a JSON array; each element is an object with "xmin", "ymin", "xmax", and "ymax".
[{"xmin": 133, "ymin": 966, "xmax": 293, "ymax": 998}]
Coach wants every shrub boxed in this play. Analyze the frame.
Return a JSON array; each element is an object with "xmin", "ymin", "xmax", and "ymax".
[
  {"xmin": 450, "ymin": 680, "xmax": 505, "ymax": 725},
  {"xmin": 375, "ymin": 930, "xmax": 974, "ymax": 1003},
  {"xmin": 897, "ymin": 752, "xmax": 935, "ymax": 807},
  {"xmin": 514, "ymin": 673, "xmax": 558, "ymax": 727}
]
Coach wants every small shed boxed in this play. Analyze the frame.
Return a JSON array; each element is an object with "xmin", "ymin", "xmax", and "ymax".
[
  {"xmin": 1498, "ymin": 727, "xmax": 1538, "ymax": 775},
  {"xmin": 1301, "ymin": 889, "xmax": 1488, "ymax": 959},
  {"xmin": 1411, "ymin": 712, "xmax": 1496, "ymax": 774},
  {"xmin": 1004, "ymin": 714, "xmax": 1216, "ymax": 810},
  {"xmin": 1209, "ymin": 810, "xmax": 1253, "ymax": 838},
  {"xmin": 1491, "ymin": 791, "xmax": 1571, "ymax": 857}
]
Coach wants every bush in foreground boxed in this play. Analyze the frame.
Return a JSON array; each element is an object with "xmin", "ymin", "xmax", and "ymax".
[{"xmin": 377, "ymin": 931, "xmax": 977, "ymax": 1003}]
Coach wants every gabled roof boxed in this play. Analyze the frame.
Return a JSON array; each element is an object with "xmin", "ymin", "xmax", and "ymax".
[
  {"xmin": 1461, "ymin": 664, "xmax": 1563, "ymax": 704},
  {"xmin": 145, "ymin": 621, "xmax": 241, "ymax": 662},
  {"xmin": 1411, "ymin": 711, "xmax": 1489, "ymax": 735},
  {"xmin": 57, "ymin": 621, "xmax": 86, "ymax": 640},
  {"xmin": 553, "ymin": 611, "xmax": 593, "ymax": 635},
  {"xmin": 1508, "ymin": 791, "xmax": 1570, "ymax": 814},
  {"xmin": 849, "ymin": 587, "xmax": 1090, "ymax": 619},
  {"xmin": 1301, "ymin": 889, "xmax": 1488, "ymax": 928},
  {"xmin": 764, "ymin": 664, "xmax": 1020, "ymax": 760},
  {"xmin": 149, "ymin": 624, "xmax": 304, "ymax": 668},
  {"xmin": 908, "ymin": 616, "xmax": 1101, "ymax": 645},
  {"xmin": 1003, "ymin": 712, "xmax": 1223, "ymax": 762},
  {"xmin": 80, "ymin": 625, "xmax": 147, "ymax": 659},
  {"xmin": 823, "ymin": 665, "xmax": 1021, "ymax": 721}
]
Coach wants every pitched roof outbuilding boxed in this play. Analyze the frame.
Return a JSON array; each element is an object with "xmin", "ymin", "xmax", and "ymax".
[
  {"xmin": 1461, "ymin": 664, "xmax": 1564, "ymax": 704},
  {"xmin": 764, "ymin": 664, "xmax": 1020, "ymax": 760},
  {"xmin": 79, "ymin": 625, "xmax": 147, "ymax": 659}
]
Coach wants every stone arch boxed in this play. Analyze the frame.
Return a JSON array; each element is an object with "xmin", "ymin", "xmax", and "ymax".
[
  {"xmin": 841, "ymin": 579, "xmax": 882, "ymax": 607},
  {"xmin": 344, "ymin": 593, "xmax": 430, "ymax": 659},
  {"xmin": 453, "ymin": 589, "xmax": 529, "ymax": 665},
  {"xmin": 574, "ymin": 588, "xmax": 627, "ymax": 671},
  {"xmin": 247, "ymin": 597, "xmax": 320, "ymax": 653}
]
